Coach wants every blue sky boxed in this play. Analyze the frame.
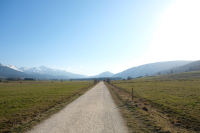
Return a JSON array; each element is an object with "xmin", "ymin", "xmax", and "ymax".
[{"xmin": 1, "ymin": 0, "xmax": 199, "ymax": 76}]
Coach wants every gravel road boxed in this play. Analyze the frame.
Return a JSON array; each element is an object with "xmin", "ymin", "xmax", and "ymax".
[{"xmin": 27, "ymin": 81, "xmax": 128, "ymax": 133}]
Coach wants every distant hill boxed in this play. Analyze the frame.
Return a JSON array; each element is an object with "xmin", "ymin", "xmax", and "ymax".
[
  {"xmin": 139, "ymin": 71, "xmax": 200, "ymax": 80},
  {"xmin": 0, "ymin": 65, "xmax": 29, "ymax": 78},
  {"xmin": 112, "ymin": 60, "xmax": 193, "ymax": 79},
  {"xmin": 91, "ymin": 71, "xmax": 114, "ymax": 78},
  {"xmin": 19, "ymin": 66, "xmax": 88, "ymax": 79},
  {"xmin": 156, "ymin": 60, "xmax": 200, "ymax": 75}
]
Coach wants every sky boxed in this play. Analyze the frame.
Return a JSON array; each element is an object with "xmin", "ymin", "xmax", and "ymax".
[{"xmin": 0, "ymin": 0, "xmax": 200, "ymax": 76}]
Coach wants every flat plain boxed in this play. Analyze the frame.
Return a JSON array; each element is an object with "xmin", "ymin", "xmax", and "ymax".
[
  {"xmin": 109, "ymin": 71, "xmax": 200, "ymax": 132},
  {"xmin": 0, "ymin": 80, "xmax": 93, "ymax": 132}
]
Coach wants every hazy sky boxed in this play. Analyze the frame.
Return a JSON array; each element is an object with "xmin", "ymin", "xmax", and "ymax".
[{"xmin": 1, "ymin": 0, "xmax": 199, "ymax": 76}]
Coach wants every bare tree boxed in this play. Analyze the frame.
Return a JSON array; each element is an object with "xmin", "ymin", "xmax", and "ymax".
[
  {"xmin": 93, "ymin": 79, "xmax": 98, "ymax": 84},
  {"xmin": 127, "ymin": 76, "xmax": 132, "ymax": 80},
  {"xmin": 106, "ymin": 78, "xmax": 110, "ymax": 83},
  {"xmin": 170, "ymin": 70, "xmax": 174, "ymax": 74}
]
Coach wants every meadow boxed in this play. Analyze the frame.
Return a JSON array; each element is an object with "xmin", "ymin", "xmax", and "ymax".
[
  {"xmin": 0, "ymin": 80, "xmax": 93, "ymax": 132},
  {"xmin": 110, "ymin": 71, "xmax": 200, "ymax": 131}
]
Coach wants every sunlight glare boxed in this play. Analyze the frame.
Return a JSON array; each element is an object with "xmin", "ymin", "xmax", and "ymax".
[{"xmin": 150, "ymin": 0, "xmax": 200, "ymax": 61}]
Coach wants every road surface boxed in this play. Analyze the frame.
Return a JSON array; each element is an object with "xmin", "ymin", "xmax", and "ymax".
[{"xmin": 27, "ymin": 82, "xmax": 128, "ymax": 133}]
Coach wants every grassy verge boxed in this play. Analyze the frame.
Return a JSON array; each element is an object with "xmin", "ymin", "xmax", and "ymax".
[
  {"xmin": 105, "ymin": 82, "xmax": 162, "ymax": 133},
  {"xmin": 0, "ymin": 81, "xmax": 94, "ymax": 133},
  {"xmin": 111, "ymin": 79, "xmax": 200, "ymax": 132},
  {"xmin": 106, "ymin": 79, "xmax": 197, "ymax": 132}
]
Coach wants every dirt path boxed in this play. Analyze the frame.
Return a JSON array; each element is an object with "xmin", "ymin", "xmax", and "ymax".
[{"xmin": 27, "ymin": 82, "xmax": 128, "ymax": 133}]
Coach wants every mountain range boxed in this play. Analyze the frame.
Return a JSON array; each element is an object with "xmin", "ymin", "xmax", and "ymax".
[
  {"xmin": 0, "ymin": 64, "xmax": 28, "ymax": 78},
  {"xmin": 112, "ymin": 60, "xmax": 193, "ymax": 79},
  {"xmin": 18, "ymin": 66, "xmax": 88, "ymax": 79},
  {"xmin": 0, "ymin": 60, "xmax": 199, "ymax": 79},
  {"xmin": 156, "ymin": 60, "xmax": 200, "ymax": 75}
]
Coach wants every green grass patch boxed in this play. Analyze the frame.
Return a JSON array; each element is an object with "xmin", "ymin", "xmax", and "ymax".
[
  {"xmin": 105, "ymin": 82, "xmax": 161, "ymax": 132},
  {"xmin": 0, "ymin": 81, "xmax": 93, "ymax": 132},
  {"xmin": 111, "ymin": 72, "xmax": 200, "ymax": 131}
]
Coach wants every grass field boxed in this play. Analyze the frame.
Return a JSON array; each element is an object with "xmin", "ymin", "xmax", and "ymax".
[
  {"xmin": 110, "ymin": 71, "xmax": 200, "ymax": 132},
  {"xmin": 0, "ymin": 80, "xmax": 93, "ymax": 132}
]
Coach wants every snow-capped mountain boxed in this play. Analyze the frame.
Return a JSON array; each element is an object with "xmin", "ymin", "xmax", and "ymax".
[
  {"xmin": 5, "ymin": 64, "xmax": 22, "ymax": 72},
  {"xmin": 0, "ymin": 64, "xmax": 29, "ymax": 78},
  {"xmin": 18, "ymin": 66, "xmax": 88, "ymax": 79},
  {"xmin": 19, "ymin": 67, "xmax": 44, "ymax": 74},
  {"xmin": 0, "ymin": 63, "xmax": 88, "ymax": 79}
]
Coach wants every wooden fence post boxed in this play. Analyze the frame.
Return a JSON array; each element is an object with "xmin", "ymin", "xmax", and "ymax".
[{"xmin": 132, "ymin": 88, "xmax": 133, "ymax": 101}]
